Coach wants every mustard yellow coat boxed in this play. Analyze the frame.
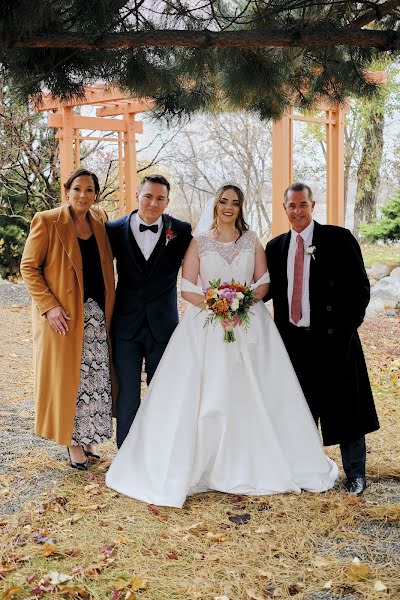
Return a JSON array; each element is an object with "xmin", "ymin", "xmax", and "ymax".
[{"xmin": 20, "ymin": 204, "xmax": 115, "ymax": 445}]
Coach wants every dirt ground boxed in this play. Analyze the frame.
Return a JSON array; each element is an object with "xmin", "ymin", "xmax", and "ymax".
[{"xmin": 0, "ymin": 287, "xmax": 399, "ymax": 600}]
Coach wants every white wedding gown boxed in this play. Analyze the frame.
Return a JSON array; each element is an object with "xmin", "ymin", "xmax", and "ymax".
[{"xmin": 106, "ymin": 230, "xmax": 338, "ymax": 507}]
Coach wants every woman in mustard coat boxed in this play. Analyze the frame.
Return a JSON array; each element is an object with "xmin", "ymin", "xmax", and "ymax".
[{"xmin": 20, "ymin": 169, "xmax": 115, "ymax": 469}]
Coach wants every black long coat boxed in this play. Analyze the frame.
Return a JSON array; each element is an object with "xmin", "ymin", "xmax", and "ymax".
[
  {"xmin": 266, "ymin": 221, "xmax": 379, "ymax": 446},
  {"xmin": 106, "ymin": 211, "xmax": 192, "ymax": 343}
]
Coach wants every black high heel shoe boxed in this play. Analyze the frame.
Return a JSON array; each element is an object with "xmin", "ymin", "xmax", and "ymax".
[
  {"xmin": 84, "ymin": 448, "xmax": 101, "ymax": 460},
  {"xmin": 67, "ymin": 447, "xmax": 88, "ymax": 471}
]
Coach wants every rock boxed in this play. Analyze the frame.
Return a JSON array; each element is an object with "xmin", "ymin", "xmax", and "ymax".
[
  {"xmin": 366, "ymin": 298, "xmax": 387, "ymax": 317},
  {"xmin": 367, "ymin": 276, "xmax": 400, "ymax": 316},
  {"xmin": 389, "ymin": 266, "xmax": 400, "ymax": 278},
  {"xmin": 369, "ymin": 262, "xmax": 392, "ymax": 280}
]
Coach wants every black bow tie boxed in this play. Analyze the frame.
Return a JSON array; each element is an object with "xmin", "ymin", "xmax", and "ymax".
[{"xmin": 139, "ymin": 223, "xmax": 158, "ymax": 233}]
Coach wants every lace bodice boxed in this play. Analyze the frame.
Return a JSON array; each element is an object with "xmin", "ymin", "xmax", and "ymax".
[
  {"xmin": 195, "ymin": 230, "xmax": 258, "ymax": 287},
  {"xmin": 196, "ymin": 230, "xmax": 257, "ymax": 264}
]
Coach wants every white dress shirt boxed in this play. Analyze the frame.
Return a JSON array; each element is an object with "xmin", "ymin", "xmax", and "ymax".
[
  {"xmin": 287, "ymin": 220, "xmax": 314, "ymax": 327},
  {"xmin": 130, "ymin": 212, "xmax": 163, "ymax": 260}
]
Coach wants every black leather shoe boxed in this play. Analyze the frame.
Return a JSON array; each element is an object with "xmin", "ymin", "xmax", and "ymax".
[
  {"xmin": 67, "ymin": 447, "xmax": 88, "ymax": 471},
  {"xmin": 343, "ymin": 477, "xmax": 367, "ymax": 496}
]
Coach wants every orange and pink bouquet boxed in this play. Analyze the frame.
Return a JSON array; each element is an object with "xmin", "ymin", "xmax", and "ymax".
[{"xmin": 203, "ymin": 278, "xmax": 256, "ymax": 342}]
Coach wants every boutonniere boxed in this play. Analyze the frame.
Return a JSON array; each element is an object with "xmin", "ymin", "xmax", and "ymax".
[
  {"xmin": 165, "ymin": 220, "xmax": 177, "ymax": 246},
  {"xmin": 304, "ymin": 245, "xmax": 316, "ymax": 260}
]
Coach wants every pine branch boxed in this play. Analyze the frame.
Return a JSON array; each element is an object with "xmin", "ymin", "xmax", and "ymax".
[
  {"xmin": 3, "ymin": 27, "xmax": 400, "ymax": 50},
  {"xmin": 350, "ymin": 0, "xmax": 400, "ymax": 29}
]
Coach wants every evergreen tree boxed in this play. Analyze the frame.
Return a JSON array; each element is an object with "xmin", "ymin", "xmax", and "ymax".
[
  {"xmin": 0, "ymin": 1, "xmax": 399, "ymax": 119},
  {"xmin": 360, "ymin": 191, "xmax": 400, "ymax": 241}
]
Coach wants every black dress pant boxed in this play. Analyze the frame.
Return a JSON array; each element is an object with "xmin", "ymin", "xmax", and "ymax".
[
  {"xmin": 283, "ymin": 323, "xmax": 366, "ymax": 479},
  {"xmin": 113, "ymin": 323, "xmax": 168, "ymax": 448}
]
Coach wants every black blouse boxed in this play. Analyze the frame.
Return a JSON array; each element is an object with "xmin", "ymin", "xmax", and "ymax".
[{"xmin": 77, "ymin": 235, "xmax": 105, "ymax": 311}]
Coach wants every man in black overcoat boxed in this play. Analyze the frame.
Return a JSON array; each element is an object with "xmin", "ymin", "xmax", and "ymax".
[
  {"xmin": 265, "ymin": 183, "xmax": 379, "ymax": 495},
  {"xmin": 106, "ymin": 174, "xmax": 192, "ymax": 447}
]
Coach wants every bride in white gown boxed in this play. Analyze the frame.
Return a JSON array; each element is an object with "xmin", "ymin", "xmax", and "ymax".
[{"xmin": 106, "ymin": 185, "xmax": 338, "ymax": 508}]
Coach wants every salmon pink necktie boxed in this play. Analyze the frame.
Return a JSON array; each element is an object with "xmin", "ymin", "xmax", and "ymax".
[{"xmin": 291, "ymin": 234, "xmax": 304, "ymax": 324}]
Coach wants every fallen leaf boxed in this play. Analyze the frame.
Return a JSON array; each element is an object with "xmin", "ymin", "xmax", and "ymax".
[
  {"xmin": 263, "ymin": 585, "xmax": 282, "ymax": 598},
  {"xmin": 257, "ymin": 570, "xmax": 273, "ymax": 579},
  {"xmin": 0, "ymin": 563, "xmax": 16, "ymax": 579},
  {"xmin": 114, "ymin": 535, "xmax": 129, "ymax": 544},
  {"xmin": 100, "ymin": 544, "xmax": 117, "ymax": 556},
  {"xmin": 58, "ymin": 584, "xmax": 89, "ymax": 598},
  {"xmin": 374, "ymin": 580, "xmax": 387, "ymax": 591},
  {"xmin": 84, "ymin": 483, "xmax": 100, "ymax": 491},
  {"xmin": 58, "ymin": 514, "xmax": 83, "ymax": 527},
  {"xmin": 45, "ymin": 570, "xmax": 73, "ymax": 585},
  {"xmin": 347, "ymin": 561, "xmax": 369, "ymax": 581},
  {"xmin": 171, "ymin": 521, "xmax": 208, "ymax": 536},
  {"xmin": 41, "ymin": 543, "xmax": 60, "ymax": 558},
  {"xmin": 246, "ymin": 589, "xmax": 264, "ymax": 600},
  {"xmin": 206, "ymin": 532, "xmax": 226, "ymax": 542},
  {"xmin": 228, "ymin": 513, "xmax": 251, "ymax": 525},
  {"xmin": 113, "ymin": 579, "xmax": 129, "ymax": 591},
  {"xmin": 129, "ymin": 577, "xmax": 148, "ymax": 591},
  {"xmin": 31, "ymin": 581, "xmax": 54, "ymax": 596},
  {"xmin": 1, "ymin": 586, "xmax": 22, "ymax": 599},
  {"xmin": 288, "ymin": 583, "xmax": 302, "ymax": 596},
  {"xmin": 147, "ymin": 504, "xmax": 168, "ymax": 520},
  {"xmin": 312, "ymin": 555, "xmax": 329, "ymax": 567},
  {"xmin": 32, "ymin": 532, "xmax": 55, "ymax": 545},
  {"xmin": 230, "ymin": 495, "xmax": 245, "ymax": 503}
]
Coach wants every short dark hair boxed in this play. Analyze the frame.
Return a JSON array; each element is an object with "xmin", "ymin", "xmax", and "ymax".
[
  {"xmin": 284, "ymin": 183, "xmax": 313, "ymax": 203},
  {"xmin": 64, "ymin": 168, "xmax": 100, "ymax": 198},
  {"xmin": 138, "ymin": 174, "xmax": 170, "ymax": 195}
]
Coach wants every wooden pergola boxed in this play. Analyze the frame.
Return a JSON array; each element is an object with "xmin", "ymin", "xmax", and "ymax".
[
  {"xmin": 37, "ymin": 86, "xmax": 153, "ymax": 214},
  {"xmin": 37, "ymin": 78, "xmax": 385, "ymax": 234},
  {"xmin": 271, "ymin": 102, "xmax": 347, "ymax": 235}
]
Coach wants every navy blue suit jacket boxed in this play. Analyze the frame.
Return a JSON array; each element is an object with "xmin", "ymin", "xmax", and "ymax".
[{"xmin": 106, "ymin": 211, "xmax": 192, "ymax": 343}]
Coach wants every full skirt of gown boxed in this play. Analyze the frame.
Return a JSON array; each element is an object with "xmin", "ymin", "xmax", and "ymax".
[{"xmin": 106, "ymin": 232, "xmax": 338, "ymax": 507}]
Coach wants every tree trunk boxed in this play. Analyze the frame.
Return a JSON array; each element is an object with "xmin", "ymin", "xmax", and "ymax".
[{"xmin": 353, "ymin": 107, "xmax": 384, "ymax": 238}]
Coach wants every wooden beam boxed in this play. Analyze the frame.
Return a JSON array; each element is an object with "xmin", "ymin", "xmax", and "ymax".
[
  {"xmin": 36, "ymin": 86, "xmax": 130, "ymax": 110},
  {"xmin": 96, "ymin": 100, "xmax": 154, "ymax": 117},
  {"xmin": 49, "ymin": 113, "xmax": 129, "ymax": 132}
]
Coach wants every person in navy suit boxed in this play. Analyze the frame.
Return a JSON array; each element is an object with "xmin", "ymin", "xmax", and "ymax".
[
  {"xmin": 106, "ymin": 174, "xmax": 192, "ymax": 447},
  {"xmin": 265, "ymin": 183, "xmax": 379, "ymax": 495}
]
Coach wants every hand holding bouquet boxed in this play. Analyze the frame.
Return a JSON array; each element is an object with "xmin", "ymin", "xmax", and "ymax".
[{"xmin": 203, "ymin": 279, "xmax": 256, "ymax": 342}]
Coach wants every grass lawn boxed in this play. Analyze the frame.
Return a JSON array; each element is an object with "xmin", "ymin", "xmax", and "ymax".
[{"xmin": 360, "ymin": 243, "xmax": 400, "ymax": 268}]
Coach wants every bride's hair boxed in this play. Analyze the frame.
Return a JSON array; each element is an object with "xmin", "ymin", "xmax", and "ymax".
[{"xmin": 211, "ymin": 185, "xmax": 249, "ymax": 239}]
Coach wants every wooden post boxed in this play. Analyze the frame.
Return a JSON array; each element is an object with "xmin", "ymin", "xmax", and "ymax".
[
  {"xmin": 271, "ymin": 108, "xmax": 292, "ymax": 236},
  {"xmin": 58, "ymin": 106, "xmax": 74, "ymax": 201},
  {"xmin": 123, "ymin": 108, "xmax": 138, "ymax": 213},
  {"xmin": 118, "ymin": 132, "xmax": 125, "ymax": 215},
  {"xmin": 326, "ymin": 106, "xmax": 346, "ymax": 226}
]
